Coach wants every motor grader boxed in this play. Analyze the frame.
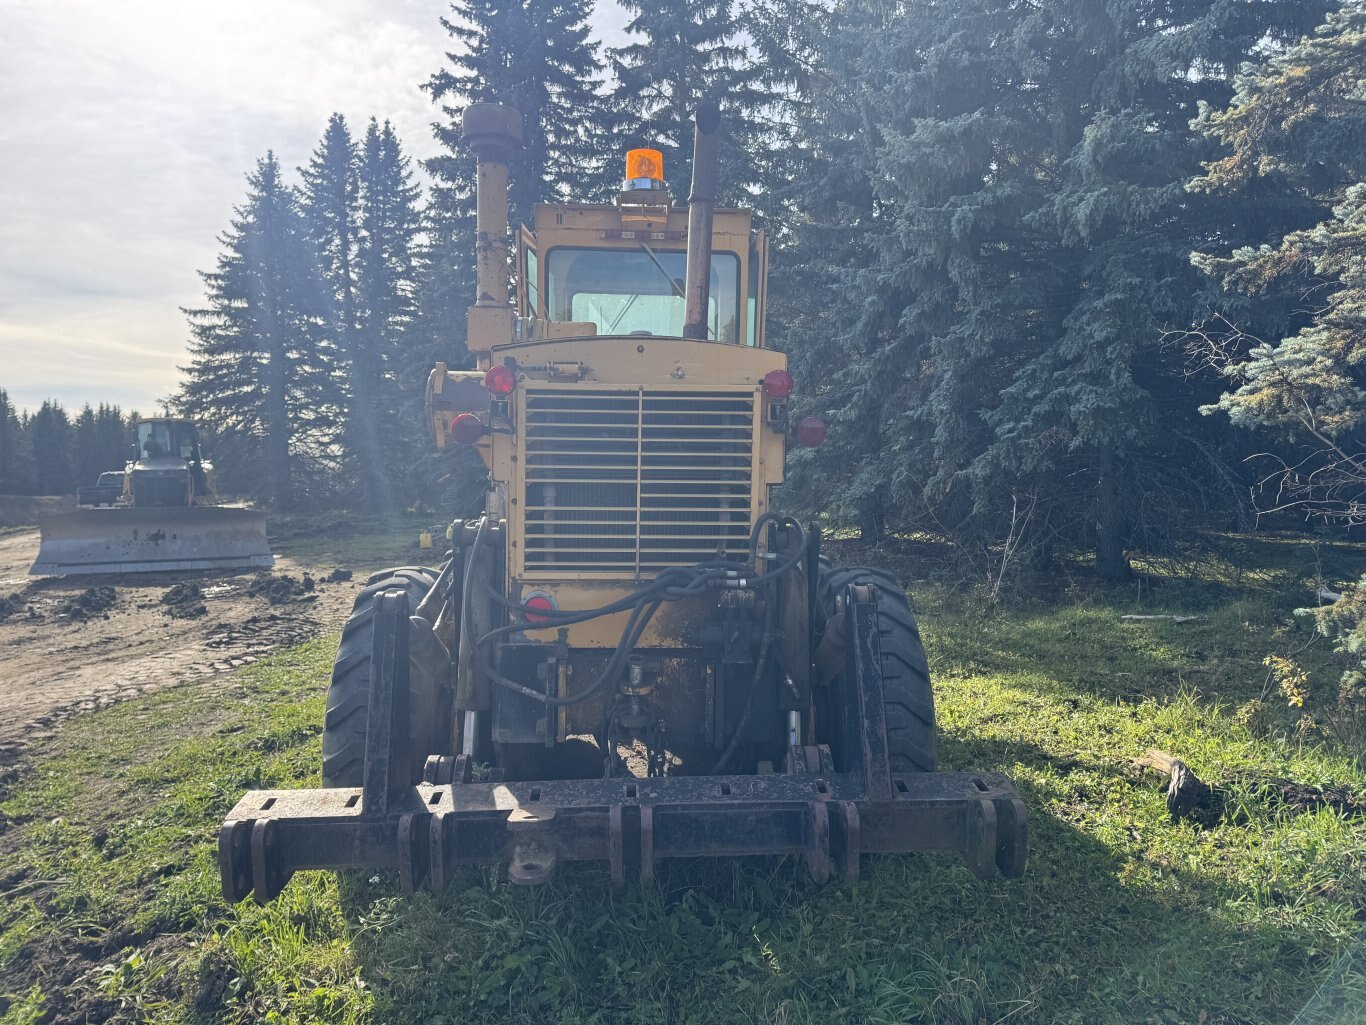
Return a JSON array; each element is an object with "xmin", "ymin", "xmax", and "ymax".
[{"xmin": 219, "ymin": 103, "xmax": 1026, "ymax": 901}]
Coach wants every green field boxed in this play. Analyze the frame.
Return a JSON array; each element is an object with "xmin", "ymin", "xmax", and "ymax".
[{"xmin": 1, "ymin": 535, "xmax": 1363, "ymax": 1024}]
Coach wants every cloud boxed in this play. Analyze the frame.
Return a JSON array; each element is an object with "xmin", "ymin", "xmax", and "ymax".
[{"xmin": 0, "ymin": 0, "xmax": 632, "ymax": 415}]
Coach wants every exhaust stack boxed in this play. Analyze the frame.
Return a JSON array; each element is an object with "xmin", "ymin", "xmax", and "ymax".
[
  {"xmin": 683, "ymin": 101, "xmax": 721, "ymax": 341},
  {"xmin": 461, "ymin": 103, "xmax": 523, "ymax": 359}
]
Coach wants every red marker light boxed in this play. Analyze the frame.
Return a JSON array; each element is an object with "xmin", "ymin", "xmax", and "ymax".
[
  {"xmin": 450, "ymin": 412, "xmax": 484, "ymax": 445},
  {"xmin": 795, "ymin": 416, "xmax": 827, "ymax": 447},
  {"xmin": 484, "ymin": 365, "xmax": 517, "ymax": 396},
  {"xmin": 523, "ymin": 592, "xmax": 556, "ymax": 624},
  {"xmin": 762, "ymin": 369, "xmax": 794, "ymax": 400}
]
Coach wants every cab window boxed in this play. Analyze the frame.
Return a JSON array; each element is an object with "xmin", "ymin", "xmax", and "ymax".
[{"xmin": 546, "ymin": 247, "xmax": 741, "ymax": 342}]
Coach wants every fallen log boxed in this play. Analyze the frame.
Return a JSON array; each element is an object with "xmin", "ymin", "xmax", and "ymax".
[
  {"xmin": 1119, "ymin": 615, "xmax": 1202, "ymax": 623},
  {"xmin": 1136, "ymin": 749, "xmax": 1365, "ymax": 824},
  {"xmin": 1136, "ymin": 749, "xmax": 1221, "ymax": 823}
]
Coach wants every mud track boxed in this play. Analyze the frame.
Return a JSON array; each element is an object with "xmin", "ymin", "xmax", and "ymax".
[{"xmin": 0, "ymin": 529, "xmax": 360, "ymax": 752}]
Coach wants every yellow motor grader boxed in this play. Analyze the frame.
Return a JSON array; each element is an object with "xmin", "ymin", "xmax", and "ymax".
[{"xmin": 219, "ymin": 103, "xmax": 1026, "ymax": 900}]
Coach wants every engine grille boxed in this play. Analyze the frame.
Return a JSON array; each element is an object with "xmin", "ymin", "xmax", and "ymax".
[{"xmin": 521, "ymin": 387, "xmax": 756, "ymax": 575}]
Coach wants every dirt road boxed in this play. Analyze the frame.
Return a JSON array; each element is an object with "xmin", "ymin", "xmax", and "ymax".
[{"xmin": 0, "ymin": 529, "xmax": 360, "ymax": 751}]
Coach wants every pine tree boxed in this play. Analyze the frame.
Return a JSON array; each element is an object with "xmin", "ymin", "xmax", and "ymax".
[
  {"xmin": 609, "ymin": 0, "xmax": 777, "ymax": 208},
  {"xmin": 780, "ymin": 0, "xmax": 1330, "ymax": 577},
  {"xmin": 426, "ymin": 0, "xmax": 609, "ymax": 230},
  {"xmin": 0, "ymin": 389, "xmax": 29, "ymax": 494},
  {"xmin": 181, "ymin": 153, "xmax": 335, "ymax": 510},
  {"xmin": 301, "ymin": 114, "xmax": 393, "ymax": 509},
  {"xmin": 27, "ymin": 400, "xmax": 74, "ymax": 496},
  {"xmin": 1193, "ymin": 2, "xmax": 1366, "ymax": 521},
  {"xmin": 356, "ymin": 119, "xmax": 423, "ymax": 495},
  {"xmin": 72, "ymin": 404, "xmax": 102, "ymax": 487},
  {"xmin": 94, "ymin": 404, "xmax": 132, "ymax": 477}
]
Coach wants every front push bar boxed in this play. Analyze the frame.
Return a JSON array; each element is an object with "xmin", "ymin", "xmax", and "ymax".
[
  {"xmin": 218, "ymin": 587, "xmax": 1028, "ymax": 903},
  {"xmin": 220, "ymin": 768, "xmax": 1027, "ymax": 902}
]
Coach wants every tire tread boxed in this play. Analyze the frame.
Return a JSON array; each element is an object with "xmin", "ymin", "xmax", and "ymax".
[
  {"xmin": 321, "ymin": 568, "xmax": 448, "ymax": 788},
  {"xmin": 818, "ymin": 564, "xmax": 936, "ymax": 773}
]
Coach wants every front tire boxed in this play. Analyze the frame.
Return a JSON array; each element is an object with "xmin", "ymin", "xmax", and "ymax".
[
  {"xmin": 817, "ymin": 565, "xmax": 937, "ymax": 773},
  {"xmin": 321, "ymin": 567, "xmax": 450, "ymax": 787}
]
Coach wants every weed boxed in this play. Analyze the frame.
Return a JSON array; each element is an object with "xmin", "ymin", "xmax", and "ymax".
[{"xmin": 0, "ymin": 986, "xmax": 47, "ymax": 1025}]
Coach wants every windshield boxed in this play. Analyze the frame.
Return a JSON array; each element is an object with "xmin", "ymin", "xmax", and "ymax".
[
  {"xmin": 546, "ymin": 247, "xmax": 742, "ymax": 343},
  {"xmin": 138, "ymin": 422, "xmax": 196, "ymax": 460}
]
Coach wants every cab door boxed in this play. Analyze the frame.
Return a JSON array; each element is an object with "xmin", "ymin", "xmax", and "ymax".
[
  {"xmin": 748, "ymin": 230, "xmax": 768, "ymax": 347},
  {"xmin": 516, "ymin": 226, "xmax": 541, "ymax": 319}
]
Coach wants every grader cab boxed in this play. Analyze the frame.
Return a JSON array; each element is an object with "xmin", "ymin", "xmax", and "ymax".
[{"xmin": 219, "ymin": 103, "xmax": 1026, "ymax": 901}]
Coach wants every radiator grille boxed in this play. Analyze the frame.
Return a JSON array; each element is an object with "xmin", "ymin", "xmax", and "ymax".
[{"xmin": 521, "ymin": 388, "xmax": 755, "ymax": 575}]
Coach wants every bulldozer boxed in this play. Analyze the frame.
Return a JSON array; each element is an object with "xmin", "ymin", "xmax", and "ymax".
[
  {"xmin": 218, "ymin": 103, "xmax": 1026, "ymax": 902},
  {"xmin": 30, "ymin": 417, "xmax": 273, "ymax": 576}
]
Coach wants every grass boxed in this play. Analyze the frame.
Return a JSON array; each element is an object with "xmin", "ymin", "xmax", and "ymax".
[
  {"xmin": 266, "ymin": 510, "xmax": 446, "ymax": 576},
  {"xmin": 0, "ymin": 534, "xmax": 1364, "ymax": 1024}
]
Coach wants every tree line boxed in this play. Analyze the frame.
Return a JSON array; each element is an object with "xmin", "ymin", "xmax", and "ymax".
[
  {"xmin": 12, "ymin": 0, "xmax": 1365, "ymax": 582},
  {"xmin": 0, "ymin": 391, "xmax": 135, "ymax": 497},
  {"xmin": 173, "ymin": 0, "xmax": 776, "ymax": 516}
]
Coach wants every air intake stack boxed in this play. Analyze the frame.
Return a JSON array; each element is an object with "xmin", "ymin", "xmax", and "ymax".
[{"xmin": 461, "ymin": 103, "xmax": 523, "ymax": 362}]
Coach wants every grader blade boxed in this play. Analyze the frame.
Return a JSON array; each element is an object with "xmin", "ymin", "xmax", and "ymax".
[
  {"xmin": 31, "ymin": 506, "xmax": 273, "ymax": 576},
  {"xmin": 219, "ymin": 590, "xmax": 1028, "ymax": 902}
]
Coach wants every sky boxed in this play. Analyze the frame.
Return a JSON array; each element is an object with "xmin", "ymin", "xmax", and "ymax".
[{"xmin": 0, "ymin": 0, "xmax": 629, "ymax": 415}]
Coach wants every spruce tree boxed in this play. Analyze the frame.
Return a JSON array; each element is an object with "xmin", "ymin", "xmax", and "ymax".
[
  {"xmin": 404, "ymin": 194, "xmax": 489, "ymax": 510},
  {"xmin": 1192, "ymin": 2, "xmax": 1366, "ymax": 521},
  {"xmin": 418, "ymin": 0, "xmax": 609, "ymax": 509},
  {"xmin": 767, "ymin": 0, "xmax": 899, "ymax": 539},
  {"xmin": 609, "ymin": 0, "xmax": 775, "ymax": 207},
  {"xmin": 27, "ymin": 400, "xmax": 74, "ymax": 496},
  {"xmin": 72, "ymin": 404, "xmax": 102, "ymax": 487},
  {"xmin": 94, "ymin": 404, "xmax": 132, "ymax": 476},
  {"xmin": 356, "ymin": 119, "xmax": 423, "ymax": 489},
  {"xmin": 69, "ymin": 403, "xmax": 128, "ymax": 486},
  {"xmin": 0, "ymin": 390, "xmax": 29, "ymax": 494},
  {"xmin": 780, "ymin": 0, "xmax": 1330, "ymax": 577},
  {"xmin": 426, "ymin": 0, "xmax": 609, "ymax": 229},
  {"xmin": 181, "ymin": 153, "xmax": 335, "ymax": 509},
  {"xmin": 301, "ymin": 114, "xmax": 394, "ymax": 510}
]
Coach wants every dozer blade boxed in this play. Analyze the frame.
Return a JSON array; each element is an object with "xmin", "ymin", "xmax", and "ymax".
[{"xmin": 30, "ymin": 506, "xmax": 273, "ymax": 576}]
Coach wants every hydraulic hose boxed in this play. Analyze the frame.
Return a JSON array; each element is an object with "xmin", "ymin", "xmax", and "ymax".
[
  {"xmin": 483, "ymin": 516, "xmax": 806, "ymax": 633},
  {"xmin": 454, "ymin": 515, "xmax": 491, "ymax": 711},
  {"xmin": 414, "ymin": 550, "xmax": 459, "ymax": 623},
  {"xmin": 481, "ymin": 598, "xmax": 663, "ymax": 708},
  {"xmin": 476, "ymin": 516, "xmax": 808, "ymax": 711}
]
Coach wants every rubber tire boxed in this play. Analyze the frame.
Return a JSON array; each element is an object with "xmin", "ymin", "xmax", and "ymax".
[
  {"xmin": 322, "ymin": 568, "xmax": 450, "ymax": 788},
  {"xmin": 817, "ymin": 565, "xmax": 937, "ymax": 773},
  {"xmin": 363, "ymin": 565, "xmax": 438, "ymax": 586}
]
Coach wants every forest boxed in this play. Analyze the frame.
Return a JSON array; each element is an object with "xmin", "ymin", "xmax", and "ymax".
[{"xmin": 5, "ymin": 0, "xmax": 1365, "ymax": 586}]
